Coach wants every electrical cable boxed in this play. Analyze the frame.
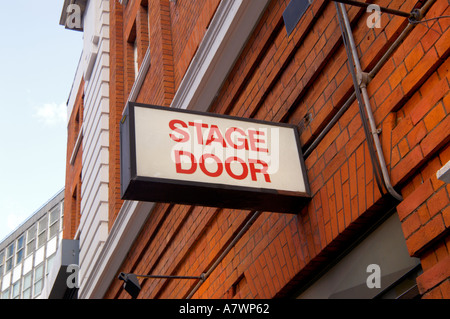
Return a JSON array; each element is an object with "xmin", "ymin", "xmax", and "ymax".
[{"xmin": 409, "ymin": 15, "xmax": 450, "ymax": 24}]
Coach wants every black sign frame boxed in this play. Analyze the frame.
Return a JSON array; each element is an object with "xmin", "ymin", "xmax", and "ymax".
[{"xmin": 120, "ymin": 102, "xmax": 310, "ymax": 214}]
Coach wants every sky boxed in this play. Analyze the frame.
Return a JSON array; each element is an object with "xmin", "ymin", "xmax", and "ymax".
[{"xmin": 0, "ymin": 1, "xmax": 83, "ymax": 241}]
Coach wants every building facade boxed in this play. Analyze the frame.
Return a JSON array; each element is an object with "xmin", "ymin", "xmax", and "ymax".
[
  {"xmin": 0, "ymin": 189, "xmax": 65, "ymax": 299},
  {"xmin": 59, "ymin": 0, "xmax": 449, "ymax": 299}
]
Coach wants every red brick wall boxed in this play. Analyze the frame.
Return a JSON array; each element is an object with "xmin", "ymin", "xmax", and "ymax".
[
  {"xmin": 108, "ymin": 0, "xmax": 220, "ymax": 227},
  {"xmin": 105, "ymin": 0, "xmax": 449, "ymax": 298},
  {"xmin": 63, "ymin": 79, "xmax": 84, "ymax": 240},
  {"xmin": 109, "ymin": 0, "xmax": 125, "ymax": 229}
]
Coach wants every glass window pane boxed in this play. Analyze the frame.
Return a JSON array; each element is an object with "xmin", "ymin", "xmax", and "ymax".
[
  {"xmin": 26, "ymin": 225, "xmax": 37, "ymax": 256},
  {"xmin": 46, "ymin": 255, "xmax": 55, "ymax": 275},
  {"xmin": 22, "ymin": 288, "xmax": 31, "ymax": 299},
  {"xmin": 38, "ymin": 217, "xmax": 47, "ymax": 233},
  {"xmin": 6, "ymin": 258, "xmax": 13, "ymax": 272},
  {"xmin": 49, "ymin": 220, "xmax": 60, "ymax": 238},
  {"xmin": 2, "ymin": 288, "xmax": 9, "ymax": 299},
  {"xmin": 12, "ymin": 281, "xmax": 20, "ymax": 299},
  {"xmin": 6, "ymin": 243, "xmax": 14, "ymax": 258},
  {"xmin": 27, "ymin": 226, "xmax": 36, "ymax": 241},
  {"xmin": 17, "ymin": 236, "xmax": 24, "ymax": 250},
  {"xmin": 34, "ymin": 264, "xmax": 44, "ymax": 297},
  {"xmin": 38, "ymin": 231, "xmax": 47, "ymax": 248},
  {"xmin": 23, "ymin": 273, "xmax": 31, "ymax": 289},
  {"xmin": 26, "ymin": 239, "xmax": 35, "ymax": 256},
  {"xmin": 50, "ymin": 206, "xmax": 60, "ymax": 224},
  {"xmin": 16, "ymin": 249, "xmax": 23, "ymax": 264},
  {"xmin": 0, "ymin": 251, "xmax": 4, "ymax": 275},
  {"xmin": 35, "ymin": 264, "xmax": 43, "ymax": 281},
  {"xmin": 34, "ymin": 280, "xmax": 42, "ymax": 296}
]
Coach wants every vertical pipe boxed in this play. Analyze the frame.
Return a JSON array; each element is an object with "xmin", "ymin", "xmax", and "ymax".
[
  {"xmin": 336, "ymin": 2, "xmax": 386, "ymax": 196},
  {"xmin": 337, "ymin": 3, "xmax": 403, "ymax": 201}
]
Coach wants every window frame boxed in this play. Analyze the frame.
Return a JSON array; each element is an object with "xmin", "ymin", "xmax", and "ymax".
[
  {"xmin": 5, "ymin": 242, "xmax": 15, "ymax": 273},
  {"xmin": 16, "ymin": 235, "xmax": 25, "ymax": 264},
  {"xmin": 33, "ymin": 263, "xmax": 44, "ymax": 297},
  {"xmin": 49, "ymin": 205, "xmax": 61, "ymax": 239},
  {"xmin": 26, "ymin": 225, "xmax": 36, "ymax": 256},
  {"xmin": 37, "ymin": 216, "xmax": 48, "ymax": 249}
]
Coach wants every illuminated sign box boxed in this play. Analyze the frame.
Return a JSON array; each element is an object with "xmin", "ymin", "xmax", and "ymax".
[{"xmin": 120, "ymin": 103, "xmax": 310, "ymax": 213}]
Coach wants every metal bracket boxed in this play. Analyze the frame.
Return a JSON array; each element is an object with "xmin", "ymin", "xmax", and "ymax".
[
  {"xmin": 118, "ymin": 272, "xmax": 206, "ymax": 298},
  {"xmin": 133, "ymin": 273, "xmax": 205, "ymax": 281},
  {"xmin": 331, "ymin": 0, "xmax": 420, "ymax": 22},
  {"xmin": 357, "ymin": 71, "xmax": 370, "ymax": 87}
]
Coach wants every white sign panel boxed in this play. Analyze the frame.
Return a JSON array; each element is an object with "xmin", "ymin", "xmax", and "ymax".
[{"xmin": 121, "ymin": 103, "xmax": 310, "ymax": 213}]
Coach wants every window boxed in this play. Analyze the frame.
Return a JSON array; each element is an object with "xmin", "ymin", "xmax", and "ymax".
[
  {"xmin": 49, "ymin": 206, "xmax": 61, "ymax": 239},
  {"xmin": 22, "ymin": 273, "xmax": 32, "ymax": 299},
  {"xmin": 283, "ymin": 0, "xmax": 311, "ymax": 35},
  {"xmin": 16, "ymin": 235, "xmax": 24, "ymax": 264},
  {"xmin": 0, "ymin": 251, "xmax": 4, "ymax": 276},
  {"xmin": 46, "ymin": 254, "xmax": 55, "ymax": 276},
  {"xmin": 12, "ymin": 280, "xmax": 20, "ymax": 299},
  {"xmin": 26, "ymin": 226, "xmax": 36, "ymax": 256},
  {"xmin": 133, "ymin": 40, "xmax": 139, "ymax": 79},
  {"xmin": 37, "ymin": 216, "xmax": 47, "ymax": 248},
  {"xmin": 5, "ymin": 243, "xmax": 14, "ymax": 273},
  {"xmin": 1, "ymin": 288, "xmax": 9, "ymax": 299},
  {"xmin": 34, "ymin": 264, "xmax": 44, "ymax": 297}
]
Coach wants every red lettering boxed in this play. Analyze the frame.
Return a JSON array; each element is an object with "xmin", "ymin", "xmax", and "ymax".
[
  {"xmin": 205, "ymin": 125, "xmax": 227, "ymax": 147},
  {"xmin": 225, "ymin": 157, "xmax": 248, "ymax": 180},
  {"xmin": 225, "ymin": 127, "xmax": 249, "ymax": 150},
  {"xmin": 248, "ymin": 159, "xmax": 271, "ymax": 183},
  {"xmin": 248, "ymin": 130, "xmax": 269, "ymax": 153},
  {"xmin": 188, "ymin": 121, "xmax": 209, "ymax": 144},
  {"xmin": 174, "ymin": 150, "xmax": 196, "ymax": 174},
  {"xmin": 173, "ymin": 150, "xmax": 271, "ymax": 183},
  {"xmin": 169, "ymin": 119, "xmax": 190, "ymax": 143},
  {"xmin": 199, "ymin": 154, "xmax": 223, "ymax": 177}
]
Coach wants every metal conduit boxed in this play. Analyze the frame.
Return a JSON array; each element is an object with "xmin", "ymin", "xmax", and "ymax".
[
  {"xmin": 335, "ymin": 0, "xmax": 438, "ymax": 201},
  {"xmin": 336, "ymin": 2, "xmax": 387, "ymax": 196},
  {"xmin": 306, "ymin": 0, "xmax": 436, "ymax": 201},
  {"xmin": 336, "ymin": 2, "xmax": 403, "ymax": 201}
]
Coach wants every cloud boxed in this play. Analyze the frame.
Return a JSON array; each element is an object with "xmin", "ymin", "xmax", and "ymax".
[{"xmin": 34, "ymin": 102, "xmax": 67, "ymax": 125}]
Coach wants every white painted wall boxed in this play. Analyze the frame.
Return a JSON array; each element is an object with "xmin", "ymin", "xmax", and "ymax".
[{"xmin": 77, "ymin": 0, "xmax": 110, "ymax": 297}]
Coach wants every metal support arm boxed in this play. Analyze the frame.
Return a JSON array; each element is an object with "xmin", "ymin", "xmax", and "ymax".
[{"xmin": 331, "ymin": 0, "xmax": 421, "ymax": 20}]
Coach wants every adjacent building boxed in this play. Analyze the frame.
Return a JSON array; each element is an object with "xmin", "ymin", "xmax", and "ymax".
[
  {"xmin": 0, "ymin": 189, "xmax": 65, "ymax": 299},
  {"xmin": 54, "ymin": 0, "xmax": 449, "ymax": 299}
]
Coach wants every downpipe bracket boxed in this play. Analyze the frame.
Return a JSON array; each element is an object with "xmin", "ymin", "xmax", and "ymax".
[{"xmin": 357, "ymin": 71, "xmax": 370, "ymax": 88}]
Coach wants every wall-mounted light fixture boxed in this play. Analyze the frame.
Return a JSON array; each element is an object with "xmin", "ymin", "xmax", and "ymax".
[
  {"xmin": 118, "ymin": 273, "xmax": 141, "ymax": 299},
  {"xmin": 118, "ymin": 272, "xmax": 205, "ymax": 299}
]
